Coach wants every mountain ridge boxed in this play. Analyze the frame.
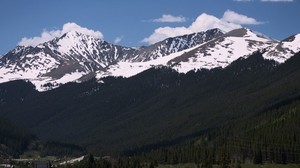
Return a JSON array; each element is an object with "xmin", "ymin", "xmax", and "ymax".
[{"xmin": 0, "ymin": 27, "xmax": 299, "ymax": 91}]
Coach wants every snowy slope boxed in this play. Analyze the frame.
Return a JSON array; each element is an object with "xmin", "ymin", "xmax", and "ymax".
[
  {"xmin": 96, "ymin": 28, "xmax": 278, "ymax": 78},
  {"xmin": 0, "ymin": 29, "xmax": 222, "ymax": 91},
  {"xmin": 0, "ymin": 31, "xmax": 135, "ymax": 91},
  {"xmin": 130, "ymin": 28, "xmax": 224, "ymax": 62},
  {"xmin": 96, "ymin": 45, "xmax": 201, "ymax": 78},
  {"xmin": 98, "ymin": 28, "xmax": 298, "ymax": 79},
  {"xmin": 263, "ymin": 34, "xmax": 300, "ymax": 63},
  {"xmin": 0, "ymin": 28, "xmax": 299, "ymax": 91},
  {"xmin": 167, "ymin": 28, "xmax": 278, "ymax": 73},
  {"xmin": 0, "ymin": 46, "xmax": 62, "ymax": 90}
]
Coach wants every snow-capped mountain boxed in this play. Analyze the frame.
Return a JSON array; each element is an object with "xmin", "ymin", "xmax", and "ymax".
[
  {"xmin": 0, "ymin": 31, "xmax": 136, "ymax": 90},
  {"xmin": 131, "ymin": 28, "xmax": 224, "ymax": 62},
  {"xmin": 0, "ymin": 28, "xmax": 299, "ymax": 91},
  {"xmin": 0, "ymin": 29, "xmax": 223, "ymax": 91},
  {"xmin": 263, "ymin": 34, "xmax": 300, "ymax": 63},
  {"xmin": 168, "ymin": 28, "xmax": 278, "ymax": 72},
  {"xmin": 98, "ymin": 28, "xmax": 299, "ymax": 77}
]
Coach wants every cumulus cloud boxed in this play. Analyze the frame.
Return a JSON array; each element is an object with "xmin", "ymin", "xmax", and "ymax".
[
  {"xmin": 18, "ymin": 31, "xmax": 61, "ymax": 47},
  {"xmin": 142, "ymin": 27, "xmax": 193, "ymax": 44},
  {"xmin": 152, "ymin": 14, "xmax": 187, "ymax": 23},
  {"xmin": 142, "ymin": 10, "xmax": 264, "ymax": 44},
  {"xmin": 114, "ymin": 36, "xmax": 123, "ymax": 44},
  {"xmin": 222, "ymin": 10, "xmax": 263, "ymax": 25},
  {"xmin": 142, "ymin": 12, "xmax": 242, "ymax": 44},
  {"xmin": 189, "ymin": 13, "xmax": 242, "ymax": 32},
  {"xmin": 18, "ymin": 22, "xmax": 103, "ymax": 47}
]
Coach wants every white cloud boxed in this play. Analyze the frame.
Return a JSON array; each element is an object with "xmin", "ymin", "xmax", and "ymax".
[
  {"xmin": 152, "ymin": 14, "xmax": 187, "ymax": 23},
  {"xmin": 142, "ymin": 27, "xmax": 193, "ymax": 44},
  {"xmin": 142, "ymin": 10, "xmax": 265, "ymax": 44},
  {"xmin": 189, "ymin": 13, "xmax": 242, "ymax": 32},
  {"xmin": 18, "ymin": 30, "xmax": 61, "ymax": 47},
  {"xmin": 60, "ymin": 23, "xmax": 103, "ymax": 39},
  {"xmin": 222, "ymin": 10, "xmax": 263, "ymax": 25},
  {"xmin": 261, "ymin": 0, "xmax": 293, "ymax": 1},
  {"xmin": 142, "ymin": 12, "xmax": 242, "ymax": 44},
  {"xmin": 18, "ymin": 22, "xmax": 103, "ymax": 47},
  {"xmin": 114, "ymin": 36, "xmax": 123, "ymax": 44}
]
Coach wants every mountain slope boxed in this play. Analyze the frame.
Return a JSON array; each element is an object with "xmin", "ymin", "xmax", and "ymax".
[
  {"xmin": 0, "ymin": 51, "xmax": 299, "ymax": 154},
  {"xmin": 0, "ymin": 29, "xmax": 223, "ymax": 91},
  {"xmin": 264, "ymin": 34, "xmax": 300, "ymax": 62},
  {"xmin": 0, "ymin": 31, "xmax": 135, "ymax": 90},
  {"xmin": 138, "ymin": 99, "xmax": 300, "ymax": 165},
  {"xmin": 131, "ymin": 28, "xmax": 224, "ymax": 62},
  {"xmin": 0, "ymin": 117, "xmax": 35, "ymax": 157},
  {"xmin": 168, "ymin": 28, "xmax": 277, "ymax": 72},
  {"xmin": 96, "ymin": 28, "xmax": 299, "ymax": 78}
]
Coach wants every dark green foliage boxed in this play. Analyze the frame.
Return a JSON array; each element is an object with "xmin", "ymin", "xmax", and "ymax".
[
  {"xmin": 0, "ymin": 52, "xmax": 299, "ymax": 157},
  {"xmin": 253, "ymin": 149, "xmax": 263, "ymax": 164},
  {"xmin": 219, "ymin": 147, "xmax": 230, "ymax": 168},
  {"xmin": 135, "ymin": 99, "xmax": 300, "ymax": 165},
  {"xmin": 0, "ymin": 117, "xmax": 35, "ymax": 157},
  {"xmin": 40, "ymin": 141, "xmax": 85, "ymax": 157},
  {"xmin": 0, "ymin": 117, "xmax": 84, "ymax": 157},
  {"xmin": 0, "ymin": 80, "xmax": 37, "ymax": 107}
]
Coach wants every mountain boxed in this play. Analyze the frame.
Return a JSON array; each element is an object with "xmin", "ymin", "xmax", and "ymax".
[
  {"xmin": 0, "ymin": 27, "xmax": 300, "ymax": 155},
  {"xmin": 263, "ymin": 34, "xmax": 300, "ymax": 62},
  {"xmin": 0, "ymin": 51, "xmax": 299, "ymax": 154},
  {"xmin": 0, "ymin": 31, "xmax": 135, "ymax": 90},
  {"xmin": 131, "ymin": 28, "xmax": 224, "ymax": 62},
  {"xmin": 97, "ymin": 28, "xmax": 299, "ymax": 78},
  {"xmin": 0, "ymin": 29, "xmax": 223, "ymax": 91},
  {"xmin": 2, "ymin": 27, "xmax": 299, "ymax": 91},
  {"xmin": 168, "ymin": 28, "xmax": 277, "ymax": 72}
]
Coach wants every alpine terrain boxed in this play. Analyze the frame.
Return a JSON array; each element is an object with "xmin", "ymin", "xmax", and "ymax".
[
  {"xmin": 1, "ymin": 27, "xmax": 299, "ymax": 91},
  {"xmin": 0, "ymin": 25, "xmax": 300, "ymax": 167}
]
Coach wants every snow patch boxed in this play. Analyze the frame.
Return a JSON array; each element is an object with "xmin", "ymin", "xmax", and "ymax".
[
  {"xmin": 59, "ymin": 156, "xmax": 85, "ymax": 165},
  {"xmin": 96, "ymin": 45, "xmax": 200, "ymax": 79},
  {"xmin": 282, "ymin": 34, "xmax": 300, "ymax": 52},
  {"xmin": 56, "ymin": 71, "xmax": 85, "ymax": 84},
  {"xmin": 173, "ymin": 28, "xmax": 276, "ymax": 73},
  {"xmin": 263, "ymin": 34, "xmax": 300, "ymax": 63}
]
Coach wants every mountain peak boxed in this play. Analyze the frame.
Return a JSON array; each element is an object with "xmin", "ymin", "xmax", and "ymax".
[
  {"xmin": 224, "ymin": 28, "xmax": 248, "ymax": 37},
  {"xmin": 57, "ymin": 30, "xmax": 101, "ymax": 44},
  {"xmin": 60, "ymin": 30, "xmax": 81, "ymax": 39},
  {"xmin": 49, "ymin": 30, "xmax": 103, "ymax": 56},
  {"xmin": 62, "ymin": 30, "xmax": 98, "ymax": 39}
]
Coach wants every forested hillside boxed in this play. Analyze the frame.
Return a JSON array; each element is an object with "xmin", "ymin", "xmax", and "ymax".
[
  {"xmin": 0, "ymin": 52, "xmax": 299, "ymax": 156},
  {"xmin": 0, "ymin": 117, "xmax": 35, "ymax": 157},
  {"xmin": 136, "ymin": 99, "xmax": 300, "ymax": 166}
]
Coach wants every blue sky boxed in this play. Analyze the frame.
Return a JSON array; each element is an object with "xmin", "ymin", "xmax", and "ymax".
[{"xmin": 0, "ymin": 0, "xmax": 299, "ymax": 55}]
